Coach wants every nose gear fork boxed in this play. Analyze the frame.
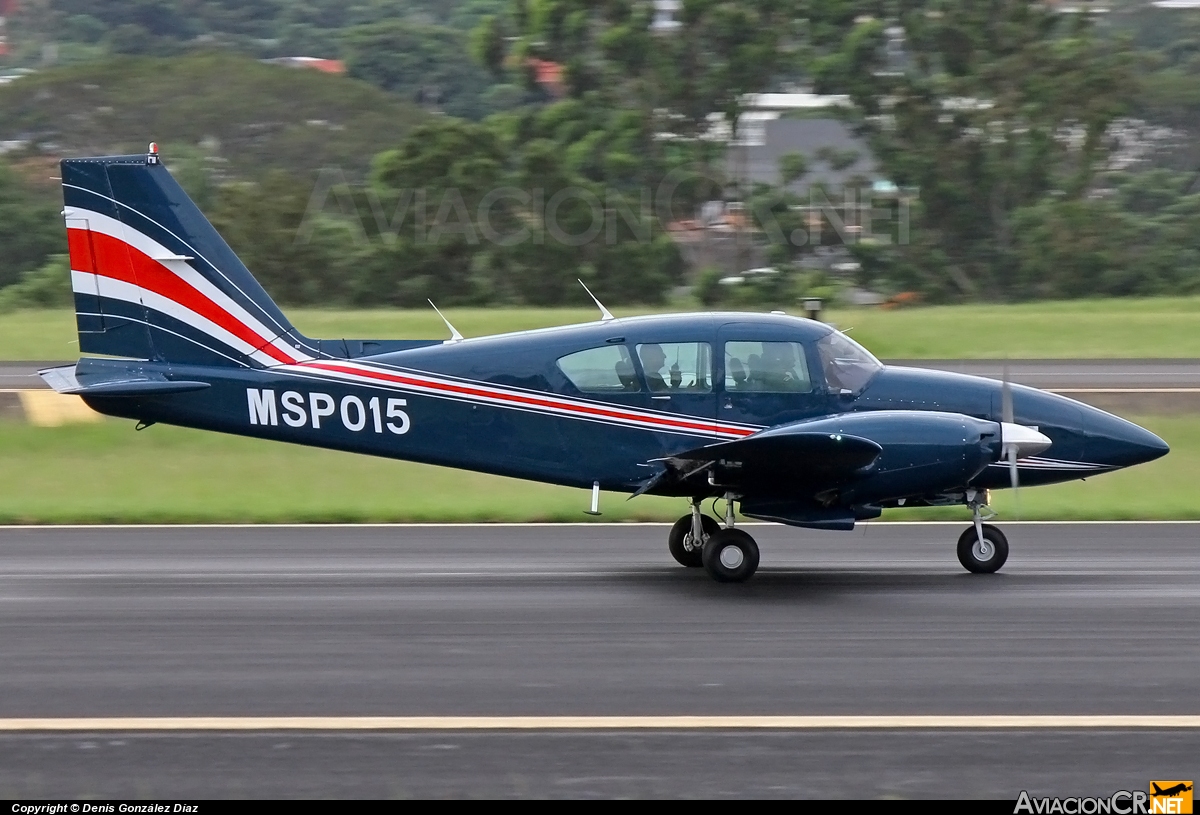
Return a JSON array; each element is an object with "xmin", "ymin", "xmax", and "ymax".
[
  {"xmin": 966, "ymin": 489, "xmax": 994, "ymax": 552},
  {"xmin": 958, "ymin": 489, "xmax": 1009, "ymax": 574}
]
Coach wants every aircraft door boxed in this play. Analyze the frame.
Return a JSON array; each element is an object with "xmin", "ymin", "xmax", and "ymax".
[
  {"xmin": 632, "ymin": 340, "xmax": 719, "ymax": 438},
  {"xmin": 718, "ymin": 322, "xmax": 830, "ymax": 429}
]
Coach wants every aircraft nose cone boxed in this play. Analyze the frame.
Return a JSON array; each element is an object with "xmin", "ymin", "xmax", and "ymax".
[{"xmin": 1085, "ymin": 410, "xmax": 1170, "ymax": 469}]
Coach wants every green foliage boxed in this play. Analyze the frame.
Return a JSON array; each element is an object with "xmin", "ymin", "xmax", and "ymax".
[
  {"xmin": 0, "ymin": 53, "xmax": 428, "ymax": 180},
  {"xmin": 351, "ymin": 112, "xmax": 685, "ymax": 306},
  {"xmin": 471, "ymin": 14, "xmax": 507, "ymax": 76},
  {"xmin": 489, "ymin": 0, "xmax": 806, "ymax": 136},
  {"xmin": 210, "ymin": 172, "xmax": 361, "ymax": 306},
  {"xmin": 342, "ymin": 20, "xmax": 505, "ymax": 119},
  {"xmin": 815, "ymin": 146, "xmax": 859, "ymax": 172},
  {"xmin": 0, "ymin": 163, "xmax": 63, "ymax": 290},
  {"xmin": 0, "ymin": 255, "xmax": 72, "ymax": 312},
  {"xmin": 808, "ymin": 1, "xmax": 1136, "ymax": 300},
  {"xmin": 778, "ymin": 151, "xmax": 807, "ymax": 186},
  {"xmin": 9, "ymin": 2, "xmax": 515, "ymax": 118}
]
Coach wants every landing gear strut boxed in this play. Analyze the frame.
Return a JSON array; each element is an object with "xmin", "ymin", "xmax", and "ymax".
[
  {"xmin": 669, "ymin": 495, "xmax": 759, "ymax": 583},
  {"xmin": 958, "ymin": 490, "xmax": 1009, "ymax": 574},
  {"xmin": 668, "ymin": 499, "xmax": 718, "ymax": 568}
]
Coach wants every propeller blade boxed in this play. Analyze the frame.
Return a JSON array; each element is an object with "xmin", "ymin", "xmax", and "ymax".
[
  {"xmin": 1003, "ymin": 365, "xmax": 1017, "ymax": 494},
  {"xmin": 1001, "ymin": 364, "xmax": 1013, "ymax": 425},
  {"xmin": 1007, "ymin": 444, "xmax": 1019, "ymax": 491}
]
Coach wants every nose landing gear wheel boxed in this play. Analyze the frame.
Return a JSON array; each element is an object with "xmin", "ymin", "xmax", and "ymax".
[
  {"xmin": 702, "ymin": 529, "xmax": 760, "ymax": 583},
  {"xmin": 668, "ymin": 514, "xmax": 720, "ymax": 568},
  {"xmin": 957, "ymin": 524, "xmax": 1009, "ymax": 574}
]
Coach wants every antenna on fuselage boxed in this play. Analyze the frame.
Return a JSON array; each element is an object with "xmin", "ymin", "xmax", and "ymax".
[
  {"xmin": 428, "ymin": 300, "xmax": 464, "ymax": 343},
  {"xmin": 578, "ymin": 279, "xmax": 615, "ymax": 322}
]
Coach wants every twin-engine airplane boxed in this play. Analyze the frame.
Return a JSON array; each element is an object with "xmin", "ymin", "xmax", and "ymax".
[{"xmin": 41, "ymin": 147, "xmax": 1170, "ymax": 583}]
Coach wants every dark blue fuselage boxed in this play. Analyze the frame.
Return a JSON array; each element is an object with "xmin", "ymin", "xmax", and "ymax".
[{"xmin": 80, "ymin": 311, "xmax": 1169, "ymax": 514}]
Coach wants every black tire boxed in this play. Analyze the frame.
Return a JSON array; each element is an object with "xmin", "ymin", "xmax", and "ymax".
[
  {"xmin": 668, "ymin": 513, "xmax": 720, "ymax": 568},
  {"xmin": 701, "ymin": 528, "xmax": 760, "ymax": 583},
  {"xmin": 956, "ymin": 524, "xmax": 1009, "ymax": 574}
]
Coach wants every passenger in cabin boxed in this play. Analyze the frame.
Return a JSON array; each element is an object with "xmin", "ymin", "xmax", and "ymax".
[
  {"xmin": 614, "ymin": 358, "xmax": 639, "ymax": 391},
  {"xmin": 728, "ymin": 356, "xmax": 749, "ymax": 389}
]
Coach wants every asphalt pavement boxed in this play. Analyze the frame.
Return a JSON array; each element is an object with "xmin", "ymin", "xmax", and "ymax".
[{"xmin": 0, "ymin": 523, "xmax": 1196, "ymax": 798}]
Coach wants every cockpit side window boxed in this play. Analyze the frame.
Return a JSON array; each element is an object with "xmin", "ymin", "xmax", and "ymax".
[
  {"xmin": 556, "ymin": 345, "xmax": 641, "ymax": 393},
  {"xmin": 724, "ymin": 341, "xmax": 812, "ymax": 393},
  {"xmin": 816, "ymin": 331, "xmax": 883, "ymax": 394}
]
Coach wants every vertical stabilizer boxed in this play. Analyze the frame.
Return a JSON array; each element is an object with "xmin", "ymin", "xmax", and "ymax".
[{"xmin": 62, "ymin": 150, "xmax": 316, "ymax": 367}]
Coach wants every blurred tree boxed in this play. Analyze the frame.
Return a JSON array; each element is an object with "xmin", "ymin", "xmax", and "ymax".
[
  {"xmin": 342, "ymin": 19, "xmax": 512, "ymax": 119},
  {"xmin": 0, "ymin": 255, "xmax": 72, "ymax": 312},
  {"xmin": 209, "ymin": 171, "xmax": 360, "ymax": 305},
  {"xmin": 778, "ymin": 151, "xmax": 807, "ymax": 186},
  {"xmin": 363, "ymin": 110, "xmax": 685, "ymax": 305},
  {"xmin": 807, "ymin": 1, "xmax": 1136, "ymax": 299},
  {"xmin": 0, "ymin": 163, "xmax": 63, "ymax": 290}
]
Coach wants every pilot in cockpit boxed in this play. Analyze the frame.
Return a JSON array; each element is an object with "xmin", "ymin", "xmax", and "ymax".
[
  {"xmin": 758, "ymin": 343, "xmax": 802, "ymax": 391},
  {"xmin": 639, "ymin": 344, "xmax": 670, "ymax": 392}
]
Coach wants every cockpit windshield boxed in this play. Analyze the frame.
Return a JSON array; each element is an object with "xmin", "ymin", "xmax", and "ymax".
[{"xmin": 816, "ymin": 331, "xmax": 883, "ymax": 394}]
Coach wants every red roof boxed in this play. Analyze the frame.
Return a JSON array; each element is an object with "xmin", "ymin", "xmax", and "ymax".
[{"xmin": 527, "ymin": 58, "xmax": 565, "ymax": 96}]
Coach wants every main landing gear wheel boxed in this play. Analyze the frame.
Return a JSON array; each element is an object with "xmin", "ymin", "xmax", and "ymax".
[
  {"xmin": 702, "ymin": 529, "xmax": 760, "ymax": 583},
  {"xmin": 668, "ymin": 514, "xmax": 720, "ymax": 568},
  {"xmin": 957, "ymin": 524, "xmax": 1009, "ymax": 574}
]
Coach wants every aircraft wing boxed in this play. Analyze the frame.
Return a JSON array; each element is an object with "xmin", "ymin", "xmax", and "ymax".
[
  {"xmin": 673, "ymin": 427, "xmax": 883, "ymax": 475},
  {"xmin": 636, "ymin": 425, "xmax": 883, "ymax": 496},
  {"xmin": 635, "ymin": 410, "xmax": 1006, "ymax": 503}
]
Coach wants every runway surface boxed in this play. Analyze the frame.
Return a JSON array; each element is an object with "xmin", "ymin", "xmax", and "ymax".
[{"xmin": 0, "ymin": 522, "xmax": 1196, "ymax": 798}]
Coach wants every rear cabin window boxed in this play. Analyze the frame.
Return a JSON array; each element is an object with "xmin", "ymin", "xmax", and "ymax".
[
  {"xmin": 557, "ymin": 345, "xmax": 641, "ymax": 393},
  {"xmin": 724, "ymin": 341, "xmax": 813, "ymax": 393}
]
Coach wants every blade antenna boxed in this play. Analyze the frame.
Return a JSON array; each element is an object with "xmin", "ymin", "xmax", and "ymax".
[
  {"xmin": 428, "ymin": 300, "xmax": 464, "ymax": 343},
  {"xmin": 578, "ymin": 279, "xmax": 615, "ymax": 322}
]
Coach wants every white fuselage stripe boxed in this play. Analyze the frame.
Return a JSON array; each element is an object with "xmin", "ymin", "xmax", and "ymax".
[
  {"xmin": 65, "ymin": 206, "xmax": 313, "ymax": 363},
  {"xmin": 63, "ymin": 184, "xmax": 321, "ymax": 356}
]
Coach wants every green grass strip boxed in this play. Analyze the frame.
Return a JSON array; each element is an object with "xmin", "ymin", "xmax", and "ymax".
[
  {"xmin": 0, "ymin": 415, "xmax": 1195, "ymax": 524},
  {"xmin": 4, "ymin": 297, "xmax": 1200, "ymax": 361}
]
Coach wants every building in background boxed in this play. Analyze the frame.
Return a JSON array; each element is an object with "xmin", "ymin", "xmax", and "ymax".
[
  {"xmin": 262, "ymin": 56, "xmax": 347, "ymax": 75},
  {"xmin": 0, "ymin": 0, "xmax": 17, "ymax": 59}
]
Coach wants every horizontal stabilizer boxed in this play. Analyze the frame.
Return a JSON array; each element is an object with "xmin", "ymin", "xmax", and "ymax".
[{"xmin": 38, "ymin": 364, "xmax": 210, "ymax": 397}]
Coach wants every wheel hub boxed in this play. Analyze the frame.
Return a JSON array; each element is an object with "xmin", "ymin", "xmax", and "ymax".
[
  {"xmin": 718, "ymin": 544, "xmax": 744, "ymax": 570},
  {"xmin": 973, "ymin": 539, "xmax": 992, "ymax": 561}
]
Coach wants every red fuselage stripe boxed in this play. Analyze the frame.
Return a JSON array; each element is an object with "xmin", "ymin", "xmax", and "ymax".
[
  {"xmin": 70, "ymin": 227, "xmax": 296, "ymax": 365},
  {"xmin": 67, "ymin": 226, "xmax": 755, "ymax": 435},
  {"xmin": 302, "ymin": 361, "xmax": 755, "ymax": 437}
]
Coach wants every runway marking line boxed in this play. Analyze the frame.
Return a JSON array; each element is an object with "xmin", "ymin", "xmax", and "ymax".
[{"xmin": 1, "ymin": 716, "xmax": 1199, "ymax": 732}]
